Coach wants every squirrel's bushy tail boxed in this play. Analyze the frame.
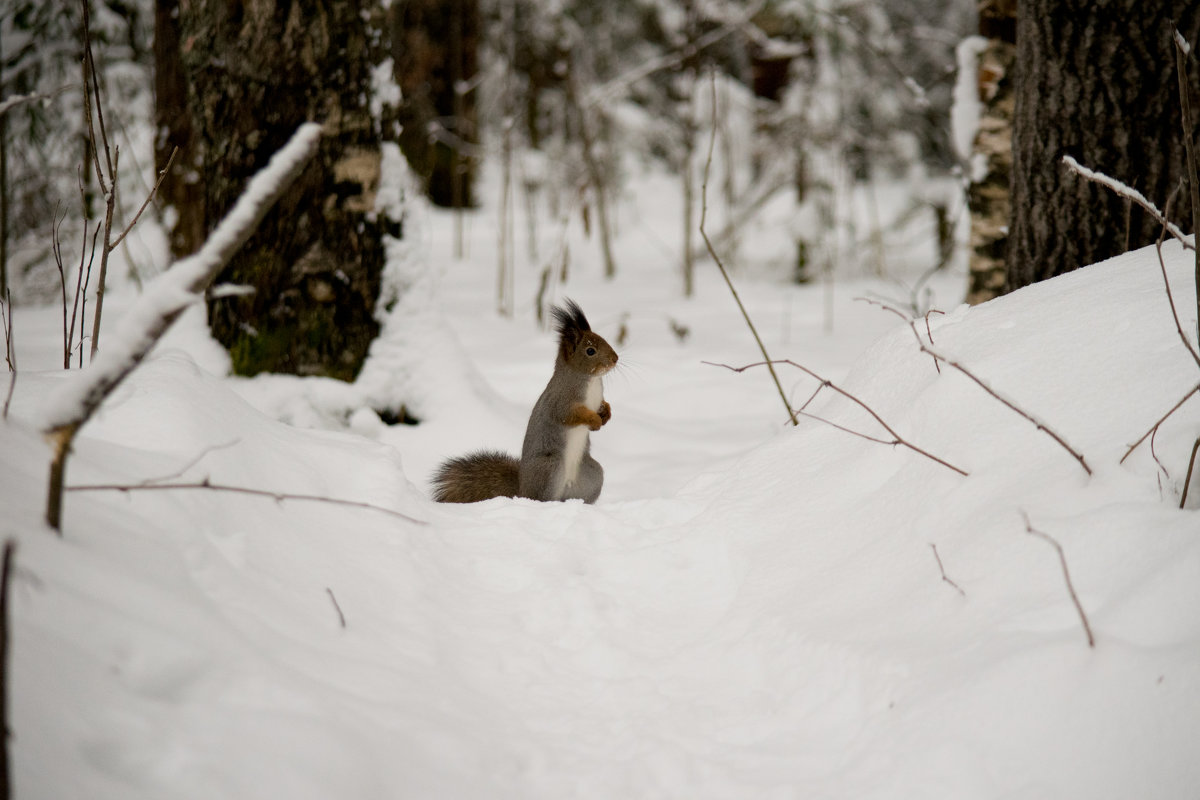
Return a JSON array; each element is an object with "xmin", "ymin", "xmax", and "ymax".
[{"xmin": 431, "ymin": 450, "xmax": 521, "ymax": 503}]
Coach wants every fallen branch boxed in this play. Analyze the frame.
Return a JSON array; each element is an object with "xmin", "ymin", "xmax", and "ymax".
[
  {"xmin": 1021, "ymin": 511, "xmax": 1095, "ymax": 648},
  {"xmin": 42, "ymin": 122, "xmax": 323, "ymax": 533},
  {"xmin": 700, "ymin": 73, "xmax": 797, "ymax": 427},
  {"xmin": 704, "ymin": 359, "xmax": 968, "ymax": 476},
  {"xmin": 860, "ymin": 297, "xmax": 1093, "ymax": 477},
  {"xmin": 929, "ymin": 543, "xmax": 965, "ymax": 597},
  {"xmin": 65, "ymin": 479, "xmax": 424, "ymax": 526}
]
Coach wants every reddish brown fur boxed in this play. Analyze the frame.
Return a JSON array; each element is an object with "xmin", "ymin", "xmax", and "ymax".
[{"xmin": 564, "ymin": 403, "xmax": 604, "ymax": 431}]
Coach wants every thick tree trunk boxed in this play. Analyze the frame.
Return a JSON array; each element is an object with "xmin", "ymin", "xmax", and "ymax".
[
  {"xmin": 175, "ymin": 0, "xmax": 397, "ymax": 380},
  {"xmin": 1008, "ymin": 1, "xmax": 1200, "ymax": 290}
]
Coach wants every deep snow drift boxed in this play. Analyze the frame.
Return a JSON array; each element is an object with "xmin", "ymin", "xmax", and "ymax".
[{"xmin": 1, "ymin": 226, "xmax": 1199, "ymax": 797}]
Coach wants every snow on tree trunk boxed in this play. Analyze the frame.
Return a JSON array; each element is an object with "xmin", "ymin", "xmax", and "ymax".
[
  {"xmin": 1008, "ymin": 0, "xmax": 1200, "ymax": 291},
  {"xmin": 171, "ymin": 0, "xmax": 400, "ymax": 380}
]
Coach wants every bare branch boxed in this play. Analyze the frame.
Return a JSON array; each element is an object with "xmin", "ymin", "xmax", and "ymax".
[
  {"xmin": 0, "ymin": 540, "xmax": 13, "ymax": 798},
  {"xmin": 1021, "ymin": 511, "xmax": 1095, "ymax": 648},
  {"xmin": 862, "ymin": 298, "xmax": 1093, "ymax": 477},
  {"xmin": 929, "ymin": 543, "xmax": 965, "ymax": 597},
  {"xmin": 1, "ymin": 290, "xmax": 14, "ymax": 420},
  {"xmin": 141, "ymin": 439, "xmax": 241, "ymax": 485},
  {"xmin": 584, "ymin": 3, "xmax": 766, "ymax": 111},
  {"xmin": 65, "ymin": 480, "xmax": 424, "ymax": 526},
  {"xmin": 703, "ymin": 359, "xmax": 968, "ymax": 476},
  {"xmin": 700, "ymin": 74, "xmax": 797, "ymax": 427},
  {"xmin": 1120, "ymin": 383, "xmax": 1200, "ymax": 464},
  {"xmin": 1153, "ymin": 211, "xmax": 1200, "ymax": 371},
  {"xmin": 110, "ymin": 146, "xmax": 178, "ymax": 250},
  {"xmin": 1181, "ymin": 437, "xmax": 1200, "ymax": 509}
]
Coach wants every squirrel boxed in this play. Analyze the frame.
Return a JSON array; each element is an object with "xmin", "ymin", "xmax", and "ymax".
[{"xmin": 432, "ymin": 300, "xmax": 619, "ymax": 504}]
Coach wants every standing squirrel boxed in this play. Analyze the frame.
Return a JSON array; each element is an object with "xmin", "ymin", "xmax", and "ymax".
[{"xmin": 432, "ymin": 300, "xmax": 619, "ymax": 504}]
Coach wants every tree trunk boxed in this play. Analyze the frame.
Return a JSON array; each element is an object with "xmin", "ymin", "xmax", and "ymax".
[
  {"xmin": 1008, "ymin": 1, "xmax": 1200, "ymax": 290},
  {"xmin": 391, "ymin": 0, "xmax": 479, "ymax": 208},
  {"xmin": 154, "ymin": 0, "xmax": 204, "ymax": 259},
  {"xmin": 965, "ymin": 0, "xmax": 1015, "ymax": 305},
  {"xmin": 174, "ymin": 0, "xmax": 399, "ymax": 380}
]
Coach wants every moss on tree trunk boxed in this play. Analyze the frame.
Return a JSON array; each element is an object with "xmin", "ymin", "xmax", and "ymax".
[{"xmin": 173, "ymin": 0, "xmax": 398, "ymax": 380}]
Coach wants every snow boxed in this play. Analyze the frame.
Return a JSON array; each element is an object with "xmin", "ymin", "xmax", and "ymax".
[
  {"xmin": 3, "ymin": 148, "xmax": 1200, "ymax": 799},
  {"xmin": 39, "ymin": 123, "xmax": 322, "ymax": 432},
  {"xmin": 950, "ymin": 35, "xmax": 988, "ymax": 166}
]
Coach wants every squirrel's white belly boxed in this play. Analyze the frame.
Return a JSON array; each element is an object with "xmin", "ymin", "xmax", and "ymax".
[{"xmin": 561, "ymin": 378, "xmax": 602, "ymax": 490}]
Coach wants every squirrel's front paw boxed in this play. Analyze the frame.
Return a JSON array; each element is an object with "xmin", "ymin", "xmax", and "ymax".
[{"xmin": 598, "ymin": 401, "xmax": 612, "ymax": 425}]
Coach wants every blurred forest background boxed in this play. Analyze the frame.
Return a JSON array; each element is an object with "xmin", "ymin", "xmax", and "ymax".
[{"xmin": 2, "ymin": 0, "xmax": 1195, "ymax": 379}]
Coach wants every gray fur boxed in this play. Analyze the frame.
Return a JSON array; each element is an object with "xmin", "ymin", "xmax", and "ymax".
[{"xmin": 518, "ymin": 368, "xmax": 605, "ymax": 503}]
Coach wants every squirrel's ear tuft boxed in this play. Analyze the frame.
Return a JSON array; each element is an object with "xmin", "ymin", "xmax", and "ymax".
[{"xmin": 551, "ymin": 299, "xmax": 591, "ymax": 347}]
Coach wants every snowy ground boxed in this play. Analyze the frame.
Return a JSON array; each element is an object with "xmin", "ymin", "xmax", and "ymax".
[{"xmin": 2, "ymin": 154, "xmax": 1200, "ymax": 798}]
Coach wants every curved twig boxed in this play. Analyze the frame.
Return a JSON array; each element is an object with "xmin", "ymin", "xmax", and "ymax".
[{"xmin": 704, "ymin": 359, "xmax": 968, "ymax": 476}]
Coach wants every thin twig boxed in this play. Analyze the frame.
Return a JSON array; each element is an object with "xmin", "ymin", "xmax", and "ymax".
[
  {"xmin": 110, "ymin": 146, "xmax": 177, "ymax": 250},
  {"xmin": 929, "ymin": 543, "xmax": 965, "ymax": 597},
  {"xmin": 43, "ymin": 123, "xmax": 323, "ymax": 533},
  {"xmin": 860, "ymin": 297, "xmax": 1093, "ymax": 477},
  {"xmin": 700, "ymin": 73, "xmax": 797, "ymax": 426},
  {"xmin": 1, "ymin": 290, "xmax": 13, "ymax": 419},
  {"xmin": 1154, "ymin": 213, "xmax": 1200, "ymax": 371},
  {"xmin": 1061, "ymin": 155, "xmax": 1192, "ymax": 249},
  {"xmin": 1021, "ymin": 511, "xmax": 1095, "ymax": 648},
  {"xmin": 1174, "ymin": 31, "xmax": 1200, "ymax": 349},
  {"xmin": 326, "ymin": 587, "xmax": 347, "ymax": 629},
  {"xmin": 0, "ymin": 540, "xmax": 13, "ymax": 799},
  {"xmin": 924, "ymin": 310, "xmax": 944, "ymax": 374},
  {"xmin": 1181, "ymin": 436, "xmax": 1200, "ymax": 508},
  {"xmin": 703, "ymin": 359, "xmax": 968, "ymax": 476},
  {"xmin": 1120, "ymin": 383, "xmax": 1200, "ymax": 464},
  {"xmin": 65, "ymin": 480, "xmax": 425, "ymax": 526},
  {"xmin": 140, "ymin": 439, "xmax": 241, "ymax": 485}
]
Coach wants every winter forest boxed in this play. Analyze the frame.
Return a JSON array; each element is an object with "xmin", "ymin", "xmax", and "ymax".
[{"xmin": 2, "ymin": 0, "xmax": 1200, "ymax": 796}]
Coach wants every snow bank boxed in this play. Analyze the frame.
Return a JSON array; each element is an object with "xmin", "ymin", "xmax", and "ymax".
[{"xmin": 2, "ymin": 239, "xmax": 1199, "ymax": 798}]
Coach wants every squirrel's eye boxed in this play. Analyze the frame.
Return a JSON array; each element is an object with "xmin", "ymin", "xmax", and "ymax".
[{"xmin": 586, "ymin": 347, "xmax": 597, "ymax": 356}]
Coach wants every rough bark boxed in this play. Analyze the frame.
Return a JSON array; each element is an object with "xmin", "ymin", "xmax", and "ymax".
[
  {"xmin": 176, "ymin": 0, "xmax": 397, "ymax": 380},
  {"xmin": 154, "ymin": 0, "xmax": 204, "ymax": 259},
  {"xmin": 1008, "ymin": 1, "xmax": 1200, "ymax": 290},
  {"xmin": 966, "ymin": 0, "xmax": 1015, "ymax": 305}
]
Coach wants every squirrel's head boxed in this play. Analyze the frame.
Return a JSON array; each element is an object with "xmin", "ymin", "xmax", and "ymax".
[{"xmin": 552, "ymin": 299, "xmax": 619, "ymax": 376}]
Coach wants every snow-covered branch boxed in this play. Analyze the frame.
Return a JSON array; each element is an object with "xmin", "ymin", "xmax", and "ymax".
[
  {"xmin": 42, "ymin": 122, "xmax": 323, "ymax": 531},
  {"xmin": 43, "ymin": 123, "xmax": 322, "ymax": 433},
  {"xmin": 1061, "ymin": 155, "xmax": 1192, "ymax": 247}
]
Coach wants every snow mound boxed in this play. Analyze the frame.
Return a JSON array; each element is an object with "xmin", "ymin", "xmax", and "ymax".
[{"xmin": 2, "ymin": 241, "xmax": 1199, "ymax": 799}]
